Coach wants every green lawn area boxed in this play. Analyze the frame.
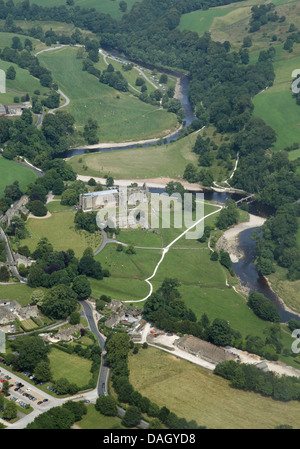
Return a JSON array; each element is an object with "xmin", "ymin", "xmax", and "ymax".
[
  {"xmin": 38, "ymin": 46, "xmax": 178, "ymax": 143},
  {"xmin": 0, "ymin": 157, "xmax": 37, "ymax": 197},
  {"xmin": 0, "ymin": 58, "xmax": 50, "ymax": 104},
  {"xmin": 68, "ymin": 132, "xmax": 199, "ymax": 179},
  {"xmin": 0, "ymin": 32, "xmax": 46, "ymax": 53},
  {"xmin": 0, "ymin": 283, "xmax": 34, "ymax": 306},
  {"xmin": 48, "ymin": 347, "xmax": 93, "ymax": 388},
  {"xmin": 117, "ymin": 229, "xmax": 163, "ymax": 248},
  {"xmin": 14, "ymin": 0, "xmax": 142, "ymax": 20},
  {"xmin": 91, "ymin": 246, "xmax": 162, "ymax": 301},
  {"xmin": 21, "ymin": 210, "xmax": 102, "ymax": 258},
  {"xmin": 179, "ymin": 8, "xmax": 235, "ymax": 35},
  {"xmin": 252, "ymin": 48, "xmax": 300, "ymax": 151},
  {"xmin": 77, "ymin": 404, "xmax": 125, "ymax": 429},
  {"xmin": 128, "ymin": 347, "xmax": 300, "ymax": 429}
]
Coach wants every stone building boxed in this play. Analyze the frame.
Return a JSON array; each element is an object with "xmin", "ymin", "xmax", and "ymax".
[{"xmin": 175, "ymin": 335, "xmax": 236, "ymax": 365}]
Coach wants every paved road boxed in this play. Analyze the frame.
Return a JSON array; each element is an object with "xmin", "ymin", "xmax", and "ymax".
[
  {"xmin": 0, "ymin": 227, "xmax": 24, "ymax": 282},
  {"xmin": 81, "ymin": 300, "xmax": 109, "ymax": 397}
]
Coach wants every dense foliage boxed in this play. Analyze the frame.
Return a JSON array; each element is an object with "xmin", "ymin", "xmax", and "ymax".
[{"xmin": 215, "ymin": 360, "xmax": 300, "ymax": 402}]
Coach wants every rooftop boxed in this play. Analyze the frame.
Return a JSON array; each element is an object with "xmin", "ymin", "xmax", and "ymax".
[{"xmin": 82, "ymin": 190, "xmax": 118, "ymax": 198}]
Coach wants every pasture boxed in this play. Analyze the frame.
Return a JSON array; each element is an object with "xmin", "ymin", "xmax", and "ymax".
[
  {"xmin": 128, "ymin": 347, "xmax": 300, "ymax": 429},
  {"xmin": 38, "ymin": 47, "xmax": 178, "ymax": 143},
  {"xmin": 0, "ymin": 157, "xmax": 37, "ymax": 197}
]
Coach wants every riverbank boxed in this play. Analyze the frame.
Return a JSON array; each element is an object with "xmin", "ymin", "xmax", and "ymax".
[
  {"xmin": 76, "ymin": 174, "xmax": 207, "ymax": 192},
  {"xmin": 264, "ymin": 275, "xmax": 300, "ymax": 319},
  {"xmin": 216, "ymin": 214, "xmax": 266, "ymax": 263}
]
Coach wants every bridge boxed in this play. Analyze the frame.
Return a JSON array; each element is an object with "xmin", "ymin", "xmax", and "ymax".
[{"xmin": 235, "ymin": 194, "xmax": 256, "ymax": 206}]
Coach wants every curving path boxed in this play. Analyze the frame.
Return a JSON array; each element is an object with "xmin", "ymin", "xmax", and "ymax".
[{"xmin": 121, "ymin": 202, "xmax": 223, "ymax": 303}]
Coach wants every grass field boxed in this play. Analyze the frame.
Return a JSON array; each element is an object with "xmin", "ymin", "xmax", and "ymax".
[
  {"xmin": 77, "ymin": 405, "xmax": 125, "ymax": 429},
  {"xmin": 14, "ymin": 0, "xmax": 141, "ymax": 20},
  {"xmin": 48, "ymin": 347, "xmax": 93, "ymax": 388},
  {"xmin": 179, "ymin": 8, "xmax": 235, "ymax": 35},
  {"xmin": 128, "ymin": 347, "xmax": 300, "ymax": 429},
  {"xmin": 0, "ymin": 284, "xmax": 34, "ymax": 306},
  {"xmin": 0, "ymin": 60, "xmax": 50, "ymax": 104},
  {"xmin": 38, "ymin": 46, "xmax": 178, "ymax": 143},
  {"xmin": 91, "ymin": 246, "xmax": 162, "ymax": 301},
  {"xmin": 21, "ymin": 210, "xmax": 102, "ymax": 258},
  {"xmin": 68, "ymin": 132, "xmax": 199, "ymax": 179},
  {"xmin": 251, "ymin": 44, "xmax": 300, "ymax": 151},
  {"xmin": 0, "ymin": 157, "xmax": 37, "ymax": 197},
  {"xmin": 0, "ymin": 32, "xmax": 46, "ymax": 53},
  {"xmin": 96, "ymin": 53, "xmax": 177, "ymax": 95}
]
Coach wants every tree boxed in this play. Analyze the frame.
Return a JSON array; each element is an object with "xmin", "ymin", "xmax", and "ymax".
[
  {"xmin": 40, "ymin": 284, "xmax": 78, "ymax": 320},
  {"xmin": 6, "ymin": 66, "xmax": 16, "ymax": 80},
  {"xmin": 119, "ymin": 1, "xmax": 127, "ymax": 13},
  {"xmin": 159, "ymin": 74, "xmax": 168, "ymax": 84},
  {"xmin": 28, "ymin": 200, "xmax": 47, "ymax": 217},
  {"xmin": 62, "ymin": 401, "xmax": 87, "ymax": 422},
  {"xmin": 3, "ymin": 401, "xmax": 17, "ymax": 420},
  {"xmin": 17, "ymin": 336, "xmax": 50, "ymax": 372},
  {"xmin": 61, "ymin": 189, "xmax": 78, "ymax": 206},
  {"xmin": 0, "ymin": 266, "xmax": 10, "ymax": 282},
  {"xmin": 208, "ymin": 318, "xmax": 232, "ymax": 346},
  {"xmin": 2, "ymin": 380, "xmax": 10, "ymax": 396},
  {"xmin": 34, "ymin": 361, "xmax": 52, "ymax": 382},
  {"xmin": 121, "ymin": 405, "xmax": 141, "ymax": 427},
  {"xmin": 95, "ymin": 395, "xmax": 118, "ymax": 416},
  {"xmin": 72, "ymin": 275, "xmax": 91, "ymax": 299},
  {"xmin": 106, "ymin": 176, "xmax": 114, "ymax": 188},
  {"xmin": 69, "ymin": 311, "xmax": 81, "ymax": 325},
  {"xmin": 83, "ymin": 119, "xmax": 99, "ymax": 145}
]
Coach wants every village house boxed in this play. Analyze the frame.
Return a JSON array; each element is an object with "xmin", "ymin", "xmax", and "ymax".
[
  {"xmin": 4, "ymin": 102, "xmax": 32, "ymax": 117},
  {"xmin": 40, "ymin": 324, "xmax": 82, "ymax": 343},
  {"xmin": 1, "ymin": 195, "xmax": 29, "ymax": 226}
]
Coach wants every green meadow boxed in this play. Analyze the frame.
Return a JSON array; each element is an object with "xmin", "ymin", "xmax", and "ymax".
[
  {"xmin": 14, "ymin": 0, "xmax": 142, "ymax": 20},
  {"xmin": 38, "ymin": 46, "xmax": 178, "ymax": 143},
  {"xmin": 128, "ymin": 347, "xmax": 300, "ymax": 429},
  {"xmin": 179, "ymin": 8, "xmax": 235, "ymax": 35},
  {"xmin": 0, "ymin": 157, "xmax": 37, "ymax": 196},
  {"xmin": 21, "ymin": 210, "xmax": 102, "ymax": 258},
  {"xmin": 253, "ymin": 45, "xmax": 300, "ymax": 151}
]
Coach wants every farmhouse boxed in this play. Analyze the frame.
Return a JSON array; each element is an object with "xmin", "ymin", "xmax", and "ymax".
[
  {"xmin": 175, "ymin": 335, "xmax": 236, "ymax": 365},
  {"xmin": 4, "ymin": 102, "xmax": 32, "ymax": 117}
]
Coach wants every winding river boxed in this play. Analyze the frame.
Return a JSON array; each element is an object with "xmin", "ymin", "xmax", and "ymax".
[{"xmin": 64, "ymin": 61, "xmax": 298, "ymax": 323}]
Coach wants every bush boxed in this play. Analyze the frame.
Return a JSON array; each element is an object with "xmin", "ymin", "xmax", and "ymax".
[{"xmin": 28, "ymin": 200, "xmax": 47, "ymax": 217}]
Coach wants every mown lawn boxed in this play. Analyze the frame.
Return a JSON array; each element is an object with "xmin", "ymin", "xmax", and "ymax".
[
  {"xmin": 77, "ymin": 404, "xmax": 125, "ymax": 429},
  {"xmin": 0, "ymin": 157, "xmax": 37, "ymax": 197},
  {"xmin": 48, "ymin": 347, "xmax": 93, "ymax": 388},
  {"xmin": 0, "ymin": 284, "xmax": 34, "ymax": 306},
  {"xmin": 91, "ymin": 246, "xmax": 162, "ymax": 301},
  {"xmin": 21, "ymin": 210, "xmax": 102, "ymax": 258},
  {"xmin": 38, "ymin": 47, "xmax": 178, "ymax": 143},
  {"xmin": 128, "ymin": 347, "xmax": 300, "ymax": 429}
]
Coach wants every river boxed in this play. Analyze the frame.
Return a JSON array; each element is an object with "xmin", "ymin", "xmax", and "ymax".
[{"xmin": 64, "ymin": 59, "xmax": 297, "ymax": 323}]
